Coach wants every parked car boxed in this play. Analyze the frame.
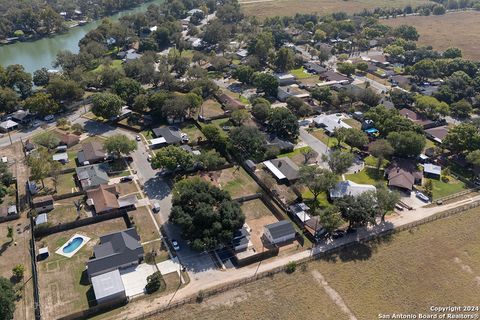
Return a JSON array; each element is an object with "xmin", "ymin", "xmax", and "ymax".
[
  {"xmin": 136, "ymin": 135, "xmax": 141, "ymax": 141},
  {"xmin": 44, "ymin": 115, "xmax": 54, "ymax": 122},
  {"xmin": 32, "ymin": 121, "xmax": 41, "ymax": 128},
  {"xmin": 416, "ymin": 191, "xmax": 429, "ymax": 202},
  {"xmin": 147, "ymin": 155, "xmax": 152, "ymax": 162},
  {"xmin": 120, "ymin": 176, "xmax": 133, "ymax": 182},
  {"xmin": 152, "ymin": 202, "xmax": 160, "ymax": 213},
  {"xmin": 331, "ymin": 229, "xmax": 346, "ymax": 239},
  {"xmin": 172, "ymin": 239, "xmax": 180, "ymax": 251}
]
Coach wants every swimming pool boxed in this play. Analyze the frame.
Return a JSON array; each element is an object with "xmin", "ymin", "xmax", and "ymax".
[
  {"xmin": 55, "ymin": 234, "xmax": 90, "ymax": 258},
  {"xmin": 63, "ymin": 237, "xmax": 84, "ymax": 254}
]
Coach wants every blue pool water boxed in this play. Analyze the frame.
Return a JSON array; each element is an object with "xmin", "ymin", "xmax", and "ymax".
[{"xmin": 62, "ymin": 237, "xmax": 84, "ymax": 254}]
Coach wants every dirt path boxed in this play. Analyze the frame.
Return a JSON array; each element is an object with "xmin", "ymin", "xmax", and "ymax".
[{"xmin": 311, "ymin": 270, "xmax": 357, "ymax": 320}]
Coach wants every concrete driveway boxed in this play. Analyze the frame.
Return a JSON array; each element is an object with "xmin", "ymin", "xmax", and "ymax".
[
  {"xmin": 162, "ymin": 223, "xmax": 217, "ymax": 274},
  {"xmin": 120, "ymin": 263, "xmax": 158, "ymax": 297}
]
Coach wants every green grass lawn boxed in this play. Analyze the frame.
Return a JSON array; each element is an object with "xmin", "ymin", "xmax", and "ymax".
[
  {"xmin": 279, "ymin": 146, "xmax": 312, "ymax": 158},
  {"xmin": 180, "ymin": 122, "xmax": 205, "ymax": 145},
  {"xmin": 56, "ymin": 172, "xmax": 76, "ymax": 194},
  {"xmin": 141, "ymin": 129, "xmax": 154, "ymax": 140},
  {"xmin": 289, "ymin": 67, "xmax": 313, "ymax": 79},
  {"xmin": 91, "ymin": 59, "xmax": 122, "ymax": 73},
  {"xmin": 301, "ymin": 189, "xmax": 331, "ymax": 209},
  {"xmin": 428, "ymin": 177, "xmax": 467, "ymax": 200},
  {"xmin": 311, "ymin": 129, "xmax": 338, "ymax": 148},
  {"xmin": 345, "ymin": 168, "xmax": 386, "ymax": 185},
  {"xmin": 424, "ymin": 138, "xmax": 436, "ymax": 151},
  {"xmin": 364, "ymin": 155, "xmax": 389, "ymax": 169},
  {"xmin": 343, "ymin": 118, "xmax": 362, "ymax": 130}
]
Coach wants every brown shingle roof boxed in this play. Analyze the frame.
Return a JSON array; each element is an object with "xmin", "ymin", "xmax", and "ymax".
[
  {"xmin": 386, "ymin": 159, "xmax": 422, "ymax": 191},
  {"xmin": 86, "ymin": 184, "xmax": 119, "ymax": 214},
  {"xmin": 399, "ymin": 108, "xmax": 433, "ymax": 127},
  {"xmin": 55, "ymin": 130, "xmax": 80, "ymax": 147}
]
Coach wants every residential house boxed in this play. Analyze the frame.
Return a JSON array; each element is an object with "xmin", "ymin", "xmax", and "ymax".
[
  {"xmin": 277, "ymin": 85, "xmax": 310, "ymax": 102},
  {"xmin": 318, "ymin": 70, "xmax": 350, "ymax": 85},
  {"xmin": 274, "ymin": 73, "xmax": 296, "ymax": 86},
  {"xmin": 150, "ymin": 126, "xmax": 184, "ymax": 148},
  {"xmin": 0, "ymin": 205, "xmax": 17, "ymax": 219},
  {"xmin": 0, "ymin": 120, "xmax": 18, "ymax": 132},
  {"xmin": 55, "ymin": 131, "xmax": 80, "ymax": 147},
  {"xmin": 263, "ymin": 220, "xmax": 296, "ymax": 245},
  {"xmin": 216, "ymin": 93, "xmax": 245, "ymax": 110},
  {"xmin": 399, "ymin": 108, "xmax": 438, "ymax": 129},
  {"xmin": 87, "ymin": 228, "xmax": 144, "ymax": 279},
  {"xmin": 76, "ymin": 164, "xmax": 110, "ymax": 190},
  {"xmin": 385, "ymin": 159, "xmax": 422, "ymax": 192},
  {"xmin": 304, "ymin": 62, "xmax": 326, "ymax": 75},
  {"xmin": 263, "ymin": 157, "xmax": 300, "ymax": 184},
  {"xmin": 87, "ymin": 228, "xmax": 144, "ymax": 304},
  {"xmin": 265, "ymin": 134, "xmax": 294, "ymax": 152},
  {"xmin": 425, "ymin": 126, "xmax": 449, "ymax": 143},
  {"xmin": 124, "ymin": 49, "xmax": 142, "ymax": 61},
  {"xmin": 313, "ymin": 113, "xmax": 351, "ymax": 136},
  {"xmin": 329, "ymin": 180, "xmax": 376, "ymax": 199},
  {"xmin": 423, "ymin": 163, "xmax": 441, "ymax": 180},
  {"xmin": 52, "ymin": 153, "xmax": 69, "ymax": 164},
  {"xmin": 32, "ymin": 195, "xmax": 54, "ymax": 214},
  {"xmin": 86, "ymin": 184, "xmax": 138, "ymax": 214},
  {"xmin": 11, "ymin": 110, "xmax": 33, "ymax": 125},
  {"xmin": 77, "ymin": 141, "xmax": 106, "ymax": 165},
  {"xmin": 236, "ymin": 49, "xmax": 248, "ymax": 59}
]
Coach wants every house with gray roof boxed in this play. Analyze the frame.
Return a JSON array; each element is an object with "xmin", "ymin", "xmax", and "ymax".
[
  {"xmin": 77, "ymin": 141, "xmax": 106, "ymax": 165},
  {"xmin": 90, "ymin": 269, "xmax": 126, "ymax": 305},
  {"xmin": 151, "ymin": 126, "xmax": 183, "ymax": 145},
  {"xmin": 87, "ymin": 228, "xmax": 144, "ymax": 279},
  {"xmin": 329, "ymin": 180, "xmax": 376, "ymax": 199},
  {"xmin": 263, "ymin": 157, "xmax": 299, "ymax": 183},
  {"xmin": 263, "ymin": 220, "xmax": 296, "ymax": 245},
  {"xmin": 76, "ymin": 164, "xmax": 109, "ymax": 190}
]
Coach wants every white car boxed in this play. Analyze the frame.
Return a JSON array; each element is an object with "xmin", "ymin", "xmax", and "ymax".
[
  {"xmin": 136, "ymin": 135, "xmax": 141, "ymax": 141},
  {"xmin": 172, "ymin": 239, "xmax": 180, "ymax": 251},
  {"xmin": 416, "ymin": 191, "xmax": 429, "ymax": 202}
]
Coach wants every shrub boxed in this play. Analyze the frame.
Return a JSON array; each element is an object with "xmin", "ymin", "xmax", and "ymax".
[
  {"xmin": 145, "ymin": 272, "xmax": 164, "ymax": 294},
  {"xmin": 285, "ymin": 261, "xmax": 297, "ymax": 274},
  {"xmin": 196, "ymin": 290, "xmax": 205, "ymax": 303}
]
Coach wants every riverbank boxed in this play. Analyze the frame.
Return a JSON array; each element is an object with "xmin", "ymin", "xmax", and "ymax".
[{"xmin": 0, "ymin": 0, "xmax": 164, "ymax": 73}]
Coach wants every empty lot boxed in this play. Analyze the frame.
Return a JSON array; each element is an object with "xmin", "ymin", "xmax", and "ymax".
[
  {"xmin": 383, "ymin": 11, "xmax": 480, "ymax": 60},
  {"xmin": 240, "ymin": 0, "xmax": 432, "ymax": 19},
  {"xmin": 158, "ymin": 206, "xmax": 480, "ymax": 319}
]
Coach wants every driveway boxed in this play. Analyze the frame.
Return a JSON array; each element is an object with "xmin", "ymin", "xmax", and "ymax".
[
  {"xmin": 299, "ymin": 127, "xmax": 330, "ymax": 166},
  {"xmin": 162, "ymin": 223, "xmax": 217, "ymax": 274}
]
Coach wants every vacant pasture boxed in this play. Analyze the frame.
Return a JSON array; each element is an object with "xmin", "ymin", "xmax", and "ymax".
[
  {"xmin": 383, "ymin": 11, "xmax": 480, "ymax": 60},
  {"xmin": 157, "ymin": 206, "xmax": 480, "ymax": 320},
  {"xmin": 239, "ymin": 0, "xmax": 432, "ymax": 19}
]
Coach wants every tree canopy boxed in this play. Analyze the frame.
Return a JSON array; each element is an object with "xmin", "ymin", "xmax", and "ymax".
[
  {"xmin": 91, "ymin": 92, "xmax": 124, "ymax": 119},
  {"xmin": 103, "ymin": 134, "xmax": 137, "ymax": 159},
  {"xmin": 170, "ymin": 178, "xmax": 245, "ymax": 251}
]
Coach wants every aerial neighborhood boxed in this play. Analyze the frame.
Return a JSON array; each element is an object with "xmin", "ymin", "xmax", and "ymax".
[{"xmin": 0, "ymin": 0, "xmax": 480, "ymax": 319}]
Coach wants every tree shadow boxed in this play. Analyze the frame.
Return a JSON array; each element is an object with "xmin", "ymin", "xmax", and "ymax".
[
  {"xmin": 0, "ymin": 241, "xmax": 11, "ymax": 256},
  {"xmin": 337, "ymin": 242, "xmax": 372, "ymax": 262}
]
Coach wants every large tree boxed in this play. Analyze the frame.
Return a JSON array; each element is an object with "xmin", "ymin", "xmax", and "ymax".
[
  {"xmin": 323, "ymin": 150, "xmax": 354, "ymax": 175},
  {"xmin": 0, "ymin": 88, "xmax": 19, "ymax": 114},
  {"xmin": 317, "ymin": 206, "xmax": 344, "ymax": 235},
  {"xmin": 267, "ymin": 108, "xmax": 299, "ymax": 141},
  {"xmin": 298, "ymin": 166, "xmax": 337, "ymax": 202},
  {"xmin": 443, "ymin": 123, "xmax": 480, "ymax": 154},
  {"xmin": 344, "ymin": 128, "xmax": 369, "ymax": 152},
  {"xmin": 152, "ymin": 145, "xmax": 195, "ymax": 172},
  {"xmin": 252, "ymin": 73, "xmax": 279, "ymax": 97},
  {"xmin": 112, "ymin": 77, "xmax": 143, "ymax": 105},
  {"xmin": 335, "ymin": 192, "xmax": 377, "ymax": 228},
  {"xmin": 46, "ymin": 78, "xmax": 84, "ymax": 103},
  {"xmin": 229, "ymin": 126, "xmax": 266, "ymax": 162},
  {"xmin": 414, "ymin": 95, "xmax": 449, "ymax": 120},
  {"xmin": 369, "ymin": 139, "xmax": 394, "ymax": 173},
  {"xmin": 170, "ymin": 178, "xmax": 245, "ymax": 251},
  {"xmin": 0, "ymin": 276, "xmax": 15, "ymax": 320},
  {"xmin": 24, "ymin": 93, "xmax": 60, "ymax": 116},
  {"xmin": 91, "ymin": 92, "xmax": 124, "ymax": 119},
  {"xmin": 387, "ymin": 131, "xmax": 426, "ymax": 158},
  {"xmin": 376, "ymin": 185, "xmax": 400, "ymax": 222},
  {"xmin": 103, "ymin": 134, "xmax": 137, "ymax": 159}
]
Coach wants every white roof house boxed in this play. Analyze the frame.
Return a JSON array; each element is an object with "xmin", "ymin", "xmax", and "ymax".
[
  {"xmin": 313, "ymin": 114, "xmax": 351, "ymax": 135},
  {"xmin": 424, "ymin": 163, "xmax": 441, "ymax": 177},
  {"xmin": 91, "ymin": 269, "xmax": 126, "ymax": 304},
  {"xmin": 0, "ymin": 120, "xmax": 19, "ymax": 132},
  {"xmin": 329, "ymin": 180, "xmax": 376, "ymax": 199}
]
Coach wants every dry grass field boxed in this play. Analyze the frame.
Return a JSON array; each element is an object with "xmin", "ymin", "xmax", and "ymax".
[
  {"xmin": 157, "ymin": 206, "xmax": 480, "ymax": 320},
  {"xmin": 239, "ymin": 0, "xmax": 432, "ymax": 19},
  {"xmin": 383, "ymin": 11, "xmax": 480, "ymax": 60}
]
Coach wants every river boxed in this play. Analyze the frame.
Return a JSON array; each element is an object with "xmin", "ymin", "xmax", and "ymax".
[{"xmin": 0, "ymin": 0, "xmax": 164, "ymax": 74}]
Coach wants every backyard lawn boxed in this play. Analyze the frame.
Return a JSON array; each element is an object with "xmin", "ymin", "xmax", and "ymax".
[
  {"xmin": 289, "ymin": 67, "xmax": 313, "ymax": 79},
  {"xmin": 345, "ymin": 168, "xmax": 385, "ymax": 185},
  {"xmin": 130, "ymin": 206, "xmax": 160, "ymax": 243},
  {"xmin": 200, "ymin": 167, "xmax": 260, "ymax": 199},
  {"xmin": 48, "ymin": 196, "xmax": 87, "ymax": 225},
  {"xmin": 428, "ymin": 177, "xmax": 467, "ymax": 200},
  {"xmin": 343, "ymin": 118, "xmax": 362, "ymax": 130},
  {"xmin": 178, "ymin": 122, "xmax": 205, "ymax": 145},
  {"xmin": 279, "ymin": 146, "xmax": 318, "ymax": 166},
  {"xmin": 241, "ymin": 198, "xmax": 274, "ymax": 220},
  {"xmin": 36, "ymin": 218, "xmax": 128, "ymax": 319},
  {"xmin": 364, "ymin": 155, "xmax": 389, "ymax": 169},
  {"xmin": 200, "ymin": 99, "xmax": 225, "ymax": 118},
  {"xmin": 311, "ymin": 129, "xmax": 338, "ymax": 148}
]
